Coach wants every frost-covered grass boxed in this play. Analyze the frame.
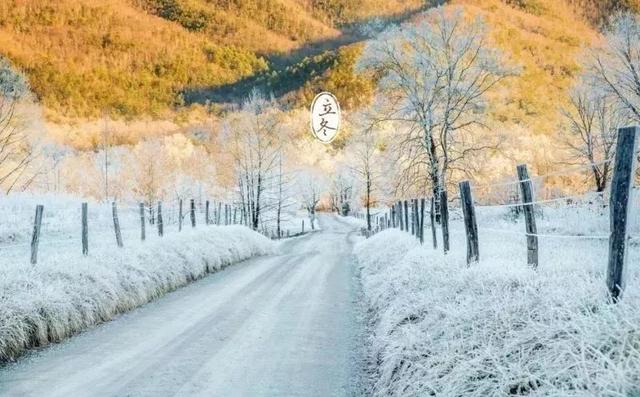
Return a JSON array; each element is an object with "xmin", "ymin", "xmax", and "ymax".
[
  {"xmin": 0, "ymin": 224, "xmax": 274, "ymax": 363},
  {"xmin": 356, "ymin": 209, "xmax": 640, "ymax": 396}
]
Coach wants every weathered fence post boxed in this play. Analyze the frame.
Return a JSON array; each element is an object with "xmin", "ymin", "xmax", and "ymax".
[
  {"xmin": 440, "ymin": 190, "xmax": 450, "ymax": 253},
  {"xmin": 415, "ymin": 199, "xmax": 420, "ymax": 238},
  {"xmin": 302, "ymin": 219, "xmax": 305, "ymax": 234},
  {"xmin": 190, "ymin": 199, "xmax": 196, "ymax": 228},
  {"xmin": 217, "ymin": 202, "xmax": 222, "ymax": 225},
  {"xmin": 460, "ymin": 181, "xmax": 479, "ymax": 265},
  {"xmin": 205, "ymin": 200, "xmax": 210, "ymax": 225},
  {"xmin": 411, "ymin": 199, "xmax": 416, "ymax": 236},
  {"xmin": 224, "ymin": 204, "xmax": 228, "ymax": 225},
  {"xmin": 157, "ymin": 201, "xmax": 164, "ymax": 237},
  {"xmin": 607, "ymin": 126, "xmax": 638, "ymax": 301},
  {"xmin": 517, "ymin": 164, "xmax": 538, "ymax": 268},
  {"xmin": 178, "ymin": 199, "xmax": 183, "ymax": 231},
  {"xmin": 81, "ymin": 202, "xmax": 88, "ymax": 256},
  {"xmin": 112, "ymin": 202, "xmax": 123, "ymax": 248},
  {"xmin": 419, "ymin": 198, "xmax": 425, "ymax": 244},
  {"xmin": 430, "ymin": 197, "xmax": 438, "ymax": 249},
  {"xmin": 233, "ymin": 207, "xmax": 237, "ymax": 224},
  {"xmin": 414, "ymin": 199, "xmax": 419, "ymax": 238},
  {"xmin": 139, "ymin": 202, "xmax": 146, "ymax": 241},
  {"xmin": 397, "ymin": 201, "xmax": 404, "ymax": 231},
  {"xmin": 404, "ymin": 200, "xmax": 409, "ymax": 233},
  {"xmin": 30, "ymin": 204, "xmax": 43, "ymax": 264}
]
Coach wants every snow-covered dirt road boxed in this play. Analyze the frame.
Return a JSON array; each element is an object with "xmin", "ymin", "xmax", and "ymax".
[{"xmin": 0, "ymin": 215, "xmax": 364, "ymax": 397}]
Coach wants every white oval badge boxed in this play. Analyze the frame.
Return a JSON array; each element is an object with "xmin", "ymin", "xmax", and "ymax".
[{"xmin": 310, "ymin": 92, "xmax": 341, "ymax": 143}]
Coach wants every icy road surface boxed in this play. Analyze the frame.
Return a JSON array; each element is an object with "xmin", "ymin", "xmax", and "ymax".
[{"xmin": 0, "ymin": 215, "xmax": 364, "ymax": 396}]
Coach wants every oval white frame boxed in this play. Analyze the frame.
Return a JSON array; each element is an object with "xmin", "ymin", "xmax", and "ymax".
[{"xmin": 310, "ymin": 92, "xmax": 341, "ymax": 144}]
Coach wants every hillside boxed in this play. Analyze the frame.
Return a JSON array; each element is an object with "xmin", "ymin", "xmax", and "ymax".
[
  {"xmin": 1, "ymin": 0, "xmax": 638, "ymax": 150},
  {"xmin": 0, "ymin": 0, "xmax": 422, "ymax": 119}
]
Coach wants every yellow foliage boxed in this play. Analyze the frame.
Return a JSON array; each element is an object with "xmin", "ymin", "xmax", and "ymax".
[
  {"xmin": 451, "ymin": 0, "xmax": 598, "ymax": 137},
  {"xmin": 0, "ymin": 0, "xmax": 421, "ymax": 119}
]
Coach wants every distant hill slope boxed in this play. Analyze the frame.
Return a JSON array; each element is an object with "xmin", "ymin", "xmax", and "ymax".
[{"xmin": 0, "ymin": 0, "xmax": 422, "ymax": 119}]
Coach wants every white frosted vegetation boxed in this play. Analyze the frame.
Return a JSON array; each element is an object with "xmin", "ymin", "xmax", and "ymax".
[
  {"xmin": 356, "ymin": 221, "xmax": 640, "ymax": 396},
  {"xmin": 0, "ymin": 225, "xmax": 275, "ymax": 362}
]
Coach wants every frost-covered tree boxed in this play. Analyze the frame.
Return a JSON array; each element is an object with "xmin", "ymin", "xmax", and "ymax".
[
  {"xmin": 297, "ymin": 167, "xmax": 326, "ymax": 230},
  {"xmin": 561, "ymin": 85, "xmax": 631, "ymax": 192},
  {"xmin": 590, "ymin": 12, "xmax": 640, "ymax": 123},
  {"xmin": 0, "ymin": 58, "xmax": 33, "ymax": 194},
  {"xmin": 347, "ymin": 115, "xmax": 381, "ymax": 231},
  {"xmin": 358, "ymin": 6, "xmax": 514, "ymax": 234},
  {"xmin": 224, "ymin": 90, "xmax": 283, "ymax": 231},
  {"xmin": 329, "ymin": 168, "xmax": 355, "ymax": 215}
]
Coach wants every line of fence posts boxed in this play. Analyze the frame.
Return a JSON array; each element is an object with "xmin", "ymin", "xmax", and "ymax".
[
  {"xmin": 373, "ymin": 126, "xmax": 638, "ymax": 302},
  {"xmin": 24, "ymin": 198, "xmax": 257, "ymax": 265}
]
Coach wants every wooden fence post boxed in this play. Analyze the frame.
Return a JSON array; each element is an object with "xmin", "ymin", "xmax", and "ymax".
[
  {"xmin": 397, "ymin": 201, "xmax": 403, "ymax": 231},
  {"xmin": 419, "ymin": 198, "xmax": 425, "ymax": 244},
  {"xmin": 205, "ymin": 200, "xmax": 210, "ymax": 225},
  {"xmin": 416, "ymin": 199, "xmax": 420, "ymax": 238},
  {"xmin": 157, "ymin": 201, "xmax": 163, "ymax": 237},
  {"xmin": 607, "ymin": 126, "xmax": 638, "ymax": 301},
  {"xmin": 190, "ymin": 199, "xmax": 196, "ymax": 228},
  {"xmin": 81, "ymin": 202, "xmax": 88, "ymax": 256},
  {"xmin": 302, "ymin": 220, "xmax": 305, "ymax": 234},
  {"xmin": 178, "ymin": 199, "xmax": 183, "ymax": 231},
  {"xmin": 217, "ymin": 202, "xmax": 222, "ymax": 225},
  {"xmin": 410, "ymin": 199, "xmax": 416, "ymax": 236},
  {"xmin": 440, "ymin": 190, "xmax": 450, "ymax": 253},
  {"xmin": 30, "ymin": 204, "xmax": 43, "ymax": 264},
  {"xmin": 416, "ymin": 199, "xmax": 421, "ymax": 240},
  {"xmin": 517, "ymin": 164, "xmax": 538, "ymax": 268},
  {"xmin": 404, "ymin": 200, "xmax": 409, "ymax": 233},
  {"xmin": 430, "ymin": 197, "xmax": 438, "ymax": 249},
  {"xmin": 112, "ymin": 202, "xmax": 123, "ymax": 248},
  {"xmin": 233, "ymin": 207, "xmax": 237, "ymax": 224},
  {"xmin": 460, "ymin": 181, "xmax": 479, "ymax": 265},
  {"xmin": 139, "ymin": 203, "xmax": 146, "ymax": 241}
]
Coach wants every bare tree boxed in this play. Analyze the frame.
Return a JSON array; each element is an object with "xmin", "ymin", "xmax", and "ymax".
[
  {"xmin": 329, "ymin": 169, "xmax": 355, "ymax": 215},
  {"xmin": 561, "ymin": 86, "xmax": 630, "ymax": 192},
  {"xmin": 297, "ymin": 168, "xmax": 325, "ymax": 230},
  {"xmin": 0, "ymin": 58, "xmax": 33, "ymax": 194},
  {"xmin": 590, "ymin": 12, "xmax": 640, "ymax": 123},
  {"xmin": 348, "ymin": 116, "xmax": 381, "ymax": 231},
  {"xmin": 264, "ymin": 147, "xmax": 296, "ymax": 238},
  {"xmin": 358, "ymin": 6, "xmax": 514, "ymax": 236},
  {"xmin": 225, "ymin": 90, "xmax": 283, "ymax": 231}
]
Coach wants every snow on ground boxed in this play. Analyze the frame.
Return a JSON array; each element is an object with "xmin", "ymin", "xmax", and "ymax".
[
  {"xmin": 337, "ymin": 214, "xmax": 367, "ymax": 230},
  {"xmin": 0, "ymin": 215, "xmax": 363, "ymax": 397},
  {"xmin": 255, "ymin": 209, "xmax": 321, "ymax": 239},
  {"xmin": 0, "ymin": 210, "xmax": 275, "ymax": 363},
  {"xmin": 355, "ymin": 201, "xmax": 640, "ymax": 396}
]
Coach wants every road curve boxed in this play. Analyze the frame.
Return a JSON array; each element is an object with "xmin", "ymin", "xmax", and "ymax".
[{"xmin": 0, "ymin": 215, "xmax": 364, "ymax": 397}]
